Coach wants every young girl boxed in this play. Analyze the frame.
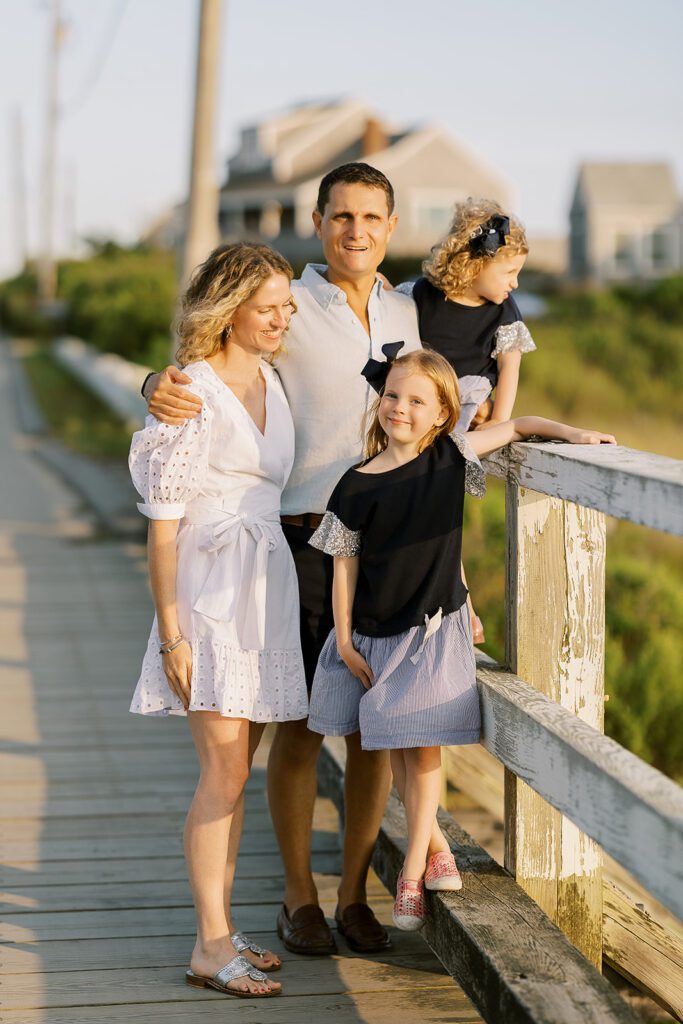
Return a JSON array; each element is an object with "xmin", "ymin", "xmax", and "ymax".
[
  {"xmin": 306, "ymin": 344, "xmax": 615, "ymax": 931},
  {"xmin": 395, "ymin": 199, "xmax": 534, "ymax": 643}
]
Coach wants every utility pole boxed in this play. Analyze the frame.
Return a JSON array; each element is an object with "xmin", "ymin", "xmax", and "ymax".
[
  {"xmin": 181, "ymin": 0, "xmax": 223, "ymax": 289},
  {"xmin": 37, "ymin": 0, "xmax": 64, "ymax": 306},
  {"xmin": 10, "ymin": 108, "xmax": 28, "ymax": 273}
]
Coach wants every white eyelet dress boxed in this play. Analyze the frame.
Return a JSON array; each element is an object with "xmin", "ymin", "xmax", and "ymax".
[{"xmin": 128, "ymin": 360, "xmax": 308, "ymax": 722}]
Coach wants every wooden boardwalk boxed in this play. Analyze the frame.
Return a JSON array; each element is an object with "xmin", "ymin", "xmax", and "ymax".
[{"xmin": 0, "ymin": 346, "xmax": 480, "ymax": 1023}]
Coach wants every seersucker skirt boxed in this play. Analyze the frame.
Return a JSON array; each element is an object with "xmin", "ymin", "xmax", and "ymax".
[
  {"xmin": 307, "ymin": 602, "xmax": 480, "ymax": 750},
  {"xmin": 456, "ymin": 374, "xmax": 493, "ymax": 431}
]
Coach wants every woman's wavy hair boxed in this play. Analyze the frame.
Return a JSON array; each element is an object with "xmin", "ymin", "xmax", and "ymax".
[
  {"xmin": 364, "ymin": 348, "xmax": 461, "ymax": 458},
  {"xmin": 423, "ymin": 198, "xmax": 528, "ymax": 301},
  {"xmin": 175, "ymin": 242, "xmax": 296, "ymax": 367}
]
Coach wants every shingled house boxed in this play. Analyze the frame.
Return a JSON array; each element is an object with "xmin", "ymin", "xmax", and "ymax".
[
  {"xmin": 569, "ymin": 162, "xmax": 682, "ymax": 282},
  {"xmin": 218, "ymin": 99, "xmax": 512, "ymax": 261}
]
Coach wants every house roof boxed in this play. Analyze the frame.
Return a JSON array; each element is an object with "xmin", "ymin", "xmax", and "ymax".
[
  {"xmin": 225, "ymin": 99, "xmax": 400, "ymax": 189},
  {"xmin": 221, "ymin": 100, "xmax": 510, "ymax": 205},
  {"xmin": 575, "ymin": 162, "xmax": 679, "ymax": 206}
]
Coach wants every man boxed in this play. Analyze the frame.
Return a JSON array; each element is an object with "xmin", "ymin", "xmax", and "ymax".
[{"xmin": 144, "ymin": 163, "xmax": 421, "ymax": 954}]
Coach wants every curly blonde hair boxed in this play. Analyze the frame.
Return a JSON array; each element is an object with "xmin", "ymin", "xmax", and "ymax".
[
  {"xmin": 364, "ymin": 348, "xmax": 461, "ymax": 458},
  {"xmin": 423, "ymin": 198, "xmax": 528, "ymax": 301},
  {"xmin": 175, "ymin": 242, "xmax": 296, "ymax": 367}
]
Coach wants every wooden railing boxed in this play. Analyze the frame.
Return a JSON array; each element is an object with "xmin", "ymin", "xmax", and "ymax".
[
  {"xmin": 320, "ymin": 440, "xmax": 683, "ymax": 1024},
  {"xmin": 479, "ymin": 441, "xmax": 683, "ymax": 1013}
]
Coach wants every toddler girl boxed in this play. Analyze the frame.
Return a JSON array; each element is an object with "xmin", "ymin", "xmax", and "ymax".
[
  {"xmin": 398, "ymin": 198, "xmax": 534, "ymax": 432},
  {"xmin": 306, "ymin": 344, "xmax": 614, "ymax": 931}
]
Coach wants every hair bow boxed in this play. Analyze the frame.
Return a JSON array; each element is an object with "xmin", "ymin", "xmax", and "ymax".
[
  {"xmin": 469, "ymin": 214, "xmax": 510, "ymax": 257},
  {"xmin": 361, "ymin": 341, "xmax": 405, "ymax": 394}
]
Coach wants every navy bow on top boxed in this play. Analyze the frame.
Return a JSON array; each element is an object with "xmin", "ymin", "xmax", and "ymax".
[
  {"xmin": 361, "ymin": 341, "xmax": 405, "ymax": 394},
  {"xmin": 469, "ymin": 214, "xmax": 510, "ymax": 257}
]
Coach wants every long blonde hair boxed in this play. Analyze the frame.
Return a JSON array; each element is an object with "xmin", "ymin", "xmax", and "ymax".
[
  {"xmin": 423, "ymin": 198, "xmax": 528, "ymax": 301},
  {"xmin": 175, "ymin": 242, "xmax": 296, "ymax": 366},
  {"xmin": 364, "ymin": 348, "xmax": 461, "ymax": 458}
]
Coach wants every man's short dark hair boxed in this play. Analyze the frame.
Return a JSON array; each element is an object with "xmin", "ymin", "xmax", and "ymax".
[{"xmin": 316, "ymin": 163, "xmax": 395, "ymax": 216}]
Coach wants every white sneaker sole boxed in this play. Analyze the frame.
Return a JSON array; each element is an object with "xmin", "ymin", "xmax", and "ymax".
[
  {"xmin": 424, "ymin": 875, "xmax": 462, "ymax": 892},
  {"xmin": 392, "ymin": 911, "xmax": 425, "ymax": 931}
]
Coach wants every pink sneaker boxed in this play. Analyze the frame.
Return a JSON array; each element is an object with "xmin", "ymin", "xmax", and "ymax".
[
  {"xmin": 392, "ymin": 870, "xmax": 426, "ymax": 931},
  {"xmin": 425, "ymin": 851, "xmax": 462, "ymax": 892}
]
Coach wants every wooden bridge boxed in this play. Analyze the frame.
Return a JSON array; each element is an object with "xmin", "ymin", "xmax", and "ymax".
[{"xmin": 1, "ymin": 342, "xmax": 682, "ymax": 1022}]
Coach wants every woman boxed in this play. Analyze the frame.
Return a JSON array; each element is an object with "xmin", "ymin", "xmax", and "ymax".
[{"xmin": 129, "ymin": 243, "xmax": 308, "ymax": 998}]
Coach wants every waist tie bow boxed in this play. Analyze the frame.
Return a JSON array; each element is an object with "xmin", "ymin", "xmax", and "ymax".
[
  {"xmin": 192, "ymin": 509, "xmax": 281, "ymax": 651},
  {"xmin": 410, "ymin": 607, "xmax": 443, "ymax": 666}
]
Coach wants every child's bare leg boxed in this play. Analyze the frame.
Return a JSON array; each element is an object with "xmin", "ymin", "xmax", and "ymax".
[
  {"xmin": 402, "ymin": 746, "xmax": 443, "ymax": 879},
  {"xmin": 391, "ymin": 748, "xmax": 450, "ymax": 857}
]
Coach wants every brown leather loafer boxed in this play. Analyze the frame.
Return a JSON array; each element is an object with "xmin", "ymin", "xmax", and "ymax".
[
  {"xmin": 335, "ymin": 902, "xmax": 392, "ymax": 953},
  {"xmin": 276, "ymin": 903, "xmax": 337, "ymax": 956}
]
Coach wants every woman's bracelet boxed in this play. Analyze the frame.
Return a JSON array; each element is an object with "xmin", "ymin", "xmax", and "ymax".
[
  {"xmin": 159, "ymin": 635, "xmax": 188, "ymax": 654},
  {"xmin": 159, "ymin": 632, "xmax": 182, "ymax": 647}
]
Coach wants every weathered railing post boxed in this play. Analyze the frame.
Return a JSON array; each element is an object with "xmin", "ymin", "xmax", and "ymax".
[{"xmin": 504, "ymin": 481, "xmax": 606, "ymax": 968}]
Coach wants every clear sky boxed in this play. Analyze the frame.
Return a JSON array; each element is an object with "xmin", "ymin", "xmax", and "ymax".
[{"xmin": 1, "ymin": 0, "xmax": 682, "ymax": 279}]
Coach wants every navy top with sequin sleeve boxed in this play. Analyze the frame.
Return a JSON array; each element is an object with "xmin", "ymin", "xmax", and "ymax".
[{"xmin": 309, "ymin": 432, "xmax": 485, "ymax": 638}]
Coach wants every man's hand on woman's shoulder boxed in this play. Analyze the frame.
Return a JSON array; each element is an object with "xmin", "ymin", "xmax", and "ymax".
[{"xmin": 144, "ymin": 365, "xmax": 203, "ymax": 425}]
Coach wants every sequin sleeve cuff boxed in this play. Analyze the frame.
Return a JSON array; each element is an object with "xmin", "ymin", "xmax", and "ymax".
[
  {"xmin": 449, "ymin": 431, "xmax": 487, "ymax": 498},
  {"xmin": 492, "ymin": 321, "xmax": 536, "ymax": 356},
  {"xmin": 395, "ymin": 281, "xmax": 416, "ymax": 297},
  {"xmin": 309, "ymin": 511, "xmax": 362, "ymax": 556}
]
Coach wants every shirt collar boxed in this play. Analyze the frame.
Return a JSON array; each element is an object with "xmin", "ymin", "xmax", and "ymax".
[{"xmin": 302, "ymin": 263, "xmax": 384, "ymax": 311}]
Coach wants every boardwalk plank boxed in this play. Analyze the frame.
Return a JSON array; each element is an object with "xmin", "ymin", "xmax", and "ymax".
[
  {"xmin": 0, "ymin": 873, "xmax": 388, "ymax": 914},
  {"xmin": 0, "ymin": 850, "xmax": 342, "ymax": 886},
  {"xmin": 0, "ymin": 956, "xmax": 452, "ymax": 1009},
  {"xmin": 1, "ymin": 930, "xmax": 430, "ymax": 973},
  {"xmin": 0, "ymin": 828, "xmax": 339, "ymax": 863},
  {"xmin": 1, "ymin": 899, "xmax": 395, "ymax": 942},
  {"xmin": 0, "ymin": 988, "xmax": 480, "ymax": 1024}
]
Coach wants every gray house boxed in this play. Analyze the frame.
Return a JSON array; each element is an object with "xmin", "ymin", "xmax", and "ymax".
[
  {"xmin": 218, "ymin": 99, "xmax": 512, "ymax": 261},
  {"xmin": 569, "ymin": 162, "xmax": 682, "ymax": 282}
]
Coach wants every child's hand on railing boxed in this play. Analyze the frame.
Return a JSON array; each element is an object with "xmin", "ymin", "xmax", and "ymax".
[{"xmin": 565, "ymin": 428, "xmax": 617, "ymax": 445}]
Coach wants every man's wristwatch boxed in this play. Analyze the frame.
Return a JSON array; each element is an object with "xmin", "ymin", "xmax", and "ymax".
[{"xmin": 140, "ymin": 372, "xmax": 154, "ymax": 399}]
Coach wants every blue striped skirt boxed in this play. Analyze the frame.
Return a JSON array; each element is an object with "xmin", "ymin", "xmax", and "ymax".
[{"xmin": 307, "ymin": 603, "xmax": 480, "ymax": 750}]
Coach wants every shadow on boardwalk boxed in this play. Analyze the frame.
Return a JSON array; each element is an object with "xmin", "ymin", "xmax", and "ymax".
[{"xmin": 0, "ymin": 345, "xmax": 480, "ymax": 1023}]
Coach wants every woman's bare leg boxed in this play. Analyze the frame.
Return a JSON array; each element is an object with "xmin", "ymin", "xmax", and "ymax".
[
  {"xmin": 222, "ymin": 722, "xmax": 281, "ymax": 970},
  {"xmin": 186, "ymin": 712, "xmax": 280, "ymax": 995}
]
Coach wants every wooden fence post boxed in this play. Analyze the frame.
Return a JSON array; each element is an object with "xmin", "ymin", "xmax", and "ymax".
[{"xmin": 504, "ymin": 481, "xmax": 606, "ymax": 968}]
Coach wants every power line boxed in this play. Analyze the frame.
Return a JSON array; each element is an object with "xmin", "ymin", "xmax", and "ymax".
[{"xmin": 61, "ymin": 0, "xmax": 129, "ymax": 116}]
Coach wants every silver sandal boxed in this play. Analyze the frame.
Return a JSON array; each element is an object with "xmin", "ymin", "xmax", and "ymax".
[
  {"xmin": 231, "ymin": 931, "xmax": 282, "ymax": 970},
  {"xmin": 185, "ymin": 953, "xmax": 280, "ymax": 998}
]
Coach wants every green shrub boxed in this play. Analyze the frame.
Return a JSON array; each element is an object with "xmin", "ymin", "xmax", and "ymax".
[{"xmin": 58, "ymin": 245, "xmax": 176, "ymax": 364}]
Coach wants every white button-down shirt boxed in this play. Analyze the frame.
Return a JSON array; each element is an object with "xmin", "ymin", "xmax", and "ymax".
[{"xmin": 277, "ymin": 264, "xmax": 421, "ymax": 515}]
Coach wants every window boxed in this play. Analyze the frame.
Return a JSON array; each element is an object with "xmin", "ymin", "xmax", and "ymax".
[
  {"xmin": 651, "ymin": 229, "xmax": 673, "ymax": 270},
  {"xmin": 613, "ymin": 233, "xmax": 636, "ymax": 274},
  {"xmin": 416, "ymin": 206, "xmax": 452, "ymax": 234}
]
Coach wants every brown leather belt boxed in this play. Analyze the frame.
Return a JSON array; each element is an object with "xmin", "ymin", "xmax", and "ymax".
[{"xmin": 281, "ymin": 513, "xmax": 324, "ymax": 529}]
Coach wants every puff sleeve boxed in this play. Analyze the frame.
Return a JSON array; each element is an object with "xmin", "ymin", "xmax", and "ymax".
[
  {"xmin": 449, "ymin": 431, "xmax": 487, "ymax": 498},
  {"xmin": 309, "ymin": 473, "xmax": 362, "ymax": 556},
  {"xmin": 128, "ymin": 387, "xmax": 214, "ymax": 520}
]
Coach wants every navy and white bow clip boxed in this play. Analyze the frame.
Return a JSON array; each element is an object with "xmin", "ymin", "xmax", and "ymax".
[
  {"xmin": 361, "ymin": 341, "xmax": 405, "ymax": 394},
  {"xmin": 469, "ymin": 214, "xmax": 510, "ymax": 257}
]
